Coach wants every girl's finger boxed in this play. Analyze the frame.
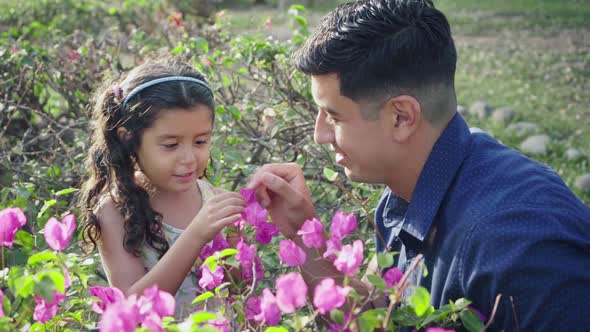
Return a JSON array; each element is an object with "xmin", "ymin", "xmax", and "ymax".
[
  {"xmin": 216, "ymin": 214, "xmax": 242, "ymax": 227},
  {"xmin": 216, "ymin": 205, "xmax": 244, "ymax": 218}
]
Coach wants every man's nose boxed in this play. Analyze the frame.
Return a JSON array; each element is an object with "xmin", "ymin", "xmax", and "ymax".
[{"xmin": 314, "ymin": 111, "xmax": 334, "ymax": 144}]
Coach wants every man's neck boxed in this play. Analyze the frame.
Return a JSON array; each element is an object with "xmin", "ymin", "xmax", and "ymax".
[{"xmin": 386, "ymin": 122, "xmax": 444, "ymax": 202}]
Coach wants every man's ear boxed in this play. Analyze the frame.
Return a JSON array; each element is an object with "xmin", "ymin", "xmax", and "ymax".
[
  {"xmin": 383, "ymin": 95, "xmax": 422, "ymax": 142},
  {"xmin": 116, "ymin": 127, "xmax": 131, "ymax": 142}
]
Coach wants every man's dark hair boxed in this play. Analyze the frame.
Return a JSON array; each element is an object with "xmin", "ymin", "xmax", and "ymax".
[{"xmin": 292, "ymin": 0, "xmax": 457, "ymax": 124}]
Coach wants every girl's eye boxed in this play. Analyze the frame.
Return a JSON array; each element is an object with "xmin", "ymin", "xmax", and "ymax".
[
  {"xmin": 195, "ymin": 140, "xmax": 208, "ymax": 145},
  {"xmin": 162, "ymin": 143, "xmax": 178, "ymax": 148}
]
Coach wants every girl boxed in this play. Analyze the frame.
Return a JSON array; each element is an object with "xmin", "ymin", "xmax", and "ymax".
[{"xmin": 78, "ymin": 57, "xmax": 245, "ymax": 319}]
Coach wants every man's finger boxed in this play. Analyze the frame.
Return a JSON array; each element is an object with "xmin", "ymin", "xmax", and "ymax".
[{"xmin": 260, "ymin": 172, "xmax": 302, "ymax": 206}]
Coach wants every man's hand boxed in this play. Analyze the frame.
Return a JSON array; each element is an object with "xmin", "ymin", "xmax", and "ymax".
[{"xmin": 247, "ymin": 163, "xmax": 317, "ymax": 238}]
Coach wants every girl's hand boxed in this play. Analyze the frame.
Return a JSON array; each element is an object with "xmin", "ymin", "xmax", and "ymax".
[{"xmin": 189, "ymin": 191, "xmax": 245, "ymax": 242}]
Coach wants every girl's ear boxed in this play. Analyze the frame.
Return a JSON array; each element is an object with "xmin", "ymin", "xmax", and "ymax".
[{"xmin": 116, "ymin": 127, "xmax": 131, "ymax": 142}]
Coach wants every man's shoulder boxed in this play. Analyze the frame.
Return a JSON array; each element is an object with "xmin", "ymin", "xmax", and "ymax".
[{"xmin": 452, "ymin": 133, "xmax": 577, "ymax": 207}]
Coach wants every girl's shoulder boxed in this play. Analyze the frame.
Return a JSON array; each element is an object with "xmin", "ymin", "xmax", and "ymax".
[{"xmin": 93, "ymin": 194, "xmax": 124, "ymax": 227}]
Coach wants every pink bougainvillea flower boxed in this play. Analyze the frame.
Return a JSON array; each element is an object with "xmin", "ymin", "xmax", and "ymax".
[
  {"xmin": 241, "ymin": 256, "xmax": 264, "ymax": 282},
  {"xmin": 278, "ymin": 239, "xmax": 307, "ymax": 267},
  {"xmin": 313, "ymin": 278, "xmax": 351, "ymax": 314},
  {"xmin": 383, "ymin": 267, "xmax": 403, "ymax": 289},
  {"xmin": 139, "ymin": 285, "xmax": 175, "ymax": 318},
  {"xmin": 330, "ymin": 211, "xmax": 357, "ymax": 240},
  {"xmin": 98, "ymin": 295, "xmax": 141, "ymax": 332},
  {"xmin": 63, "ymin": 268, "xmax": 72, "ymax": 290},
  {"xmin": 255, "ymin": 222, "xmax": 279, "ymax": 244},
  {"xmin": 199, "ymin": 233, "xmax": 231, "ymax": 261},
  {"xmin": 264, "ymin": 18, "xmax": 272, "ymax": 29},
  {"xmin": 0, "ymin": 289, "xmax": 4, "ymax": 317},
  {"xmin": 244, "ymin": 202, "xmax": 268, "ymax": 227},
  {"xmin": 255, "ymin": 288, "xmax": 281, "ymax": 326},
  {"xmin": 245, "ymin": 296, "xmax": 262, "ymax": 321},
  {"xmin": 205, "ymin": 316, "xmax": 231, "ymax": 332},
  {"xmin": 323, "ymin": 237, "xmax": 342, "ymax": 261},
  {"xmin": 236, "ymin": 238, "xmax": 256, "ymax": 268},
  {"xmin": 333, "ymin": 240, "xmax": 364, "ymax": 276},
  {"xmin": 89, "ymin": 285, "xmax": 125, "ymax": 314},
  {"xmin": 275, "ymin": 272, "xmax": 308, "ymax": 314},
  {"xmin": 239, "ymin": 188, "xmax": 258, "ymax": 204},
  {"xmin": 199, "ymin": 244, "xmax": 214, "ymax": 261},
  {"xmin": 297, "ymin": 218, "xmax": 324, "ymax": 249},
  {"xmin": 426, "ymin": 328, "xmax": 455, "ymax": 332},
  {"xmin": 211, "ymin": 233, "xmax": 230, "ymax": 252},
  {"xmin": 33, "ymin": 291, "xmax": 66, "ymax": 323},
  {"xmin": 44, "ymin": 214, "xmax": 76, "ymax": 251},
  {"xmin": 141, "ymin": 312, "xmax": 163, "ymax": 332},
  {"xmin": 169, "ymin": 12, "xmax": 184, "ymax": 29},
  {"xmin": 0, "ymin": 207, "xmax": 27, "ymax": 247},
  {"xmin": 201, "ymin": 58, "xmax": 212, "ymax": 67},
  {"xmin": 199, "ymin": 264, "xmax": 225, "ymax": 290},
  {"xmin": 68, "ymin": 50, "xmax": 80, "ymax": 61}
]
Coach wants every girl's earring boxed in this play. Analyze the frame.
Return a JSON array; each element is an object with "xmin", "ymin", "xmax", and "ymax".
[{"xmin": 199, "ymin": 157, "xmax": 213, "ymax": 179}]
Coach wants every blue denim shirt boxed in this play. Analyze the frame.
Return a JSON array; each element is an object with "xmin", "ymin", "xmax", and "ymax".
[{"xmin": 375, "ymin": 113, "xmax": 590, "ymax": 331}]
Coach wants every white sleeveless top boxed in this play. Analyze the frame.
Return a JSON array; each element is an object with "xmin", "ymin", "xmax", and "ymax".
[{"xmin": 140, "ymin": 179, "xmax": 226, "ymax": 319}]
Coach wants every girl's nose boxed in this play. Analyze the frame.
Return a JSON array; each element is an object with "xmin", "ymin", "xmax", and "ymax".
[{"xmin": 179, "ymin": 145, "xmax": 197, "ymax": 165}]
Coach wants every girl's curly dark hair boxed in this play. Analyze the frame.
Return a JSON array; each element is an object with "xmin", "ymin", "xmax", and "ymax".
[{"xmin": 78, "ymin": 56, "xmax": 215, "ymax": 258}]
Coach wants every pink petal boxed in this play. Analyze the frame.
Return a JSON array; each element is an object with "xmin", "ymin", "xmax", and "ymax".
[{"xmin": 278, "ymin": 240, "xmax": 306, "ymax": 267}]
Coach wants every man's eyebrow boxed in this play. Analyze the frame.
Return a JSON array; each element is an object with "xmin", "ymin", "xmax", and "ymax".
[{"xmin": 320, "ymin": 106, "xmax": 338, "ymax": 116}]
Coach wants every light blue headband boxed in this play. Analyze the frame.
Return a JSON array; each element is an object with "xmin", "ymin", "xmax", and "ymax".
[{"xmin": 120, "ymin": 76, "xmax": 211, "ymax": 110}]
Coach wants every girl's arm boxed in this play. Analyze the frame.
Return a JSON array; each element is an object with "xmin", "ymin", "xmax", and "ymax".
[{"xmin": 96, "ymin": 192, "xmax": 244, "ymax": 297}]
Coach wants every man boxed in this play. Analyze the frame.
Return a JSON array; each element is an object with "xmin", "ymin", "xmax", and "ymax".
[{"xmin": 247, "ymin": 0, "xmax": 590, "ymax": 330}]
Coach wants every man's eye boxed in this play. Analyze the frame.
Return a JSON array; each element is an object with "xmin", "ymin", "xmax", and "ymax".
[{"xmin": 326, "ymin": 115, "xmax": 337, "ymax": 125}]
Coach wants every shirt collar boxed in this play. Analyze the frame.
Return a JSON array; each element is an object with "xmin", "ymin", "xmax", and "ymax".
[{"xmin": 399, "ymin": 113, "xmax": 472, "ymax": 242}]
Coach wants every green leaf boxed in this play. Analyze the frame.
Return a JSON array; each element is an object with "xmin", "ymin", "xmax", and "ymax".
[
  {"xmin": 2, "ymin": 292, "xmax": 12, "ymax": 316},
  {"xmin": 201, "ymin": 255, "xmax": 218, "ymax": 273},
  {"xmin": 218, "ymin": 248, "xmax": 238, "ymax": 258},
  {"xmin": 453, "ymin": 298, "xmax": 472, "ymax": 310},
  {"xmin": 14, "ymin": 230, "xmax": 35, "ymax": 249},
  {"xmin": 409, "ymin": 286, "xmax": 431, "ymax": 317},
  {"xmin": 39, "ymin": 270, "xmax": 65, "ymax": 294},
  {"xmin": 192, "ymin": 291, "xmax": 214, "ymax": 304},
  {"xmin": 54, "ymin": 188, "xmax": 78, "ymax": 196},
  {"xmin": 323, "ymin": 167, "xmax": 338, "ymax": 181},
  {"xmin": 330, "ymin": 309, "xmax": 344, "ymax": 326},
  {"xmin": 421, "ymin": 306, "xmax": 453, "ymax": 326},
  {"xmin": 358, "ymin": 308, "xmax": 387, "ymax": 332},
  {"xmin": 194, "ymin": 37, "xmax": 209, "ymax": 52},
  {"xmin": 460, "ymin": 309, "xmax": 485, "ymax": 332},
  {"xmin": 37, "ymin": 199, "xmax": 56, "ymax": 218},
  {"xmin": 366, "ymin": 274, "xmax": 387, "ymax": 291},
  {"xmin": 390, "ymin": 306, "xmax": 421, "ymax": 326},
  {"xmin": 289, "ymin": 4, "xmax": 306, "ymax": 12},
  {"xmin": 28, "ymin": 251, "xmax": 58, "ymax": 265},
  {"xmin": 190, "ymin": 311, "xmax": 217, "ymax": 325},
  {"xmin": 34, "ymin": 276, "xmax": 56, "ymax": 302},
  {"xmin": 377, "ymin": 252, "xmax": 394, "ymax": 268},
  {"xmin": 15, "ymin": 275, "xmax": 35, "ymax": 298},
  {"xmin": 264, "ymin": 327, "xmax": 289, "ymax": 332},
  {"xmin": 293, "ymin": 15, "xmax": 308, "ymax": 29}
]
